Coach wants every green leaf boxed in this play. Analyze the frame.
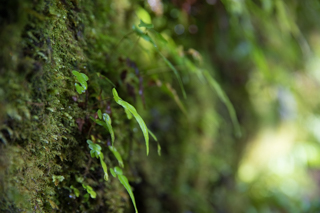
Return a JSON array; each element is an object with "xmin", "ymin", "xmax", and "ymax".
[
  {"xmin": 97, "ymin": 72, "xmax": 115, "ymax": 87},
  {"xmin": 52, "ymin": 175, "xmax": 64, "ymax": 183},
  {"xmin": 72, "ymin": 70, "xmax": 88, "ymax": 89},
  {"xmin": 114, "ymin": 166, "xmax": 123, "ymax": 175},
  {"xmin": 157, "ymin": 143, "xmax": 161, "ymax": 156},
  {"xmin": 87, "ymin": 140, "xmax": 101, "ymax": 158},
  {"xmin": 138, "ymin": 19, "xmax": 154, "ymax": 29},
  {"xmin": 109, "ymin": 146, "xmax": 124, "ymax": 167},
  {"xmin": 75, "ymin": 83, "xmax": 85, "ymax": 94},
  {"xmin": 132, "ymin": 25, "xmax": 144, "ymax": 35},
  {"xmin": 150, "ymin": 29, "xmax": 167, "ymax": 44},
  {"xmin": 99, "ymin": 153, "xmax": 109, "ymax": 181},
  {"xmin": 158, "ymin": 52, "xmax": 186, "ymax": 99},
  {"xmin": 132, "ymin": 25, "xmax": 156, "ymax": 47},
  {"xmin": 92, "ymin": 118, "xmax": 105, "ymax": 126},
  {"xmin": 133, "ymin": 25, "xmax": 185, "ymax": 98},
  {"xmin": 112, "ymin": 88, "xmax": 149, "ymax": 155},
  {"xmin": 118, "ymin": 174, "xmax": 138, "ymax": 213},
  {"xmin": 112, "ymin": 167, "xmax": 138, "ymax": 212},
  {"xmin": 92, "ymin": 117, "xmax": 114, "ymax": 145},
  {"xmin": 83, "ymin": 193, "xmax": 89, "ymax": 202},
  {"xmin": 82, "ymin": 184, "xmax": 96, "ymax": 199},
  {"xmin": 97, "ymin": 109, "xmax": 102, "ymax": 119},
  {"xmin": 148, "ymin": 129, "xmax": 161, "ymax": 156},
  {"xmin": 76, "ymin": 176, "xmax": 84, "ymax": 183},
  {"xmin": 203, "ymin": 71, "xmax": 242, "ymax": 137},
  {"xmin": 103, "ymin": 113, "xmax": 115, "ymax": 146},
  {"xmin": 70, "ymin": 185, "xmax": 80, "ymax": 197},
  {"xmin": 124, "ymin": 108, "xmax": 133, "ymax": 119},
  {"xmin": 110, "ymin": 168, "xmax": 117, "ymax": 177},
  {"xmin": 148, "ymin": 129, "xmax": 157, "ymax": 141}
]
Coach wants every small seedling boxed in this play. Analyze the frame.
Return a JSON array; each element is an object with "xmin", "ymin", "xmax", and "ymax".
[
  {"xmin": 72, "ymin": 70, "xmax": 89, "ymax": 94},
  {"xmin": 92, "ymin": 110, "xmax": 115, "ymax": 146},
  {"xmin": 87, "ymin": 140, "xmax": 108, "ymax": 180},
  {"xmin": 82, "ymin": 184, "xmax": 96, "ymax": 198}
]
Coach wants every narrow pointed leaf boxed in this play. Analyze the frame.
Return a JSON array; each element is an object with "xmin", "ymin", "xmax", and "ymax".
[
  {"xmin": 99, "ymin": 153, "xmax": 108, "ymax": 181},
  {"xmin": 148, "ymin": 129, "xmax": 157, "ymax": 141},
  {"xmin": 157, "ymin": 143, "xmax": 161, "ymax": 156},
  {"xmin": 97, "ymin": 72, "xmax": 115, "ymax": 87},
  {"xmin": 125, "ymin": 108, "xmax": 133, "ymax": 119},
  {"xmin": 110, "ymin": 168, "xmax": 116, "ymax": 177},
  {"xmin": 92, "ymin": 117, "xmax": 115, "ymax": 145},
  {"xmin": 203, "ymin": 71, "xmax": 242, "ymax": 137},
  {"xmin": 112, "ymin": 88, "xmax": 149, "ymax": 155},
  {"xmin": 97, "ymin": 109, "xmax": 102, "ymax": 119},
  {"xmin": 109, "ymin": 146, "xmax": 124, "ymax": 167},
  {"xmin": 158, "ymin": 52, "xmax": 186, "ymax": 99},
  {"xmin": 148, "ymin": 129, "xmax": 161, "ymax": 156},
  {"xmin": 103, "ymin": 113, "xmax": 115, "ymax": 145},
  {"xmin": 118, "ymin": 174, "xmax": 138, "ymax": 213}
]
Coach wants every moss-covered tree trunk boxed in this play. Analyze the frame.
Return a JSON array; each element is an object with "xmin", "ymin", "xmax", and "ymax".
[{"xmin": 0, "ymin": 0, "xmax": 135, "ymax": 212}]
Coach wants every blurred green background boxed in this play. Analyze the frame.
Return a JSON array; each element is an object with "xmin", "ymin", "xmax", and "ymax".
[{"xmin": 129, "ymin": 1, "xmax": 320, "ymax": 212}]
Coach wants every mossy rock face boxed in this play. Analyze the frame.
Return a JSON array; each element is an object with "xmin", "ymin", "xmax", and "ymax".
[{"xmin": 0, "ymin": 0, "xmax": 129, "ymax": 212}]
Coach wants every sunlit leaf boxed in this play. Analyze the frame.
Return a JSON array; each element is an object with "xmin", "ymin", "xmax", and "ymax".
[
  {"xmin": 112, "ymin": 88, "xmax": 149, "ymax": 155},
  {"xmin": 138, "ymin": 19, "xmax": 154, "ymax": 29},
  {"xmin": 132, "ymin": 25, "xmax": 156, "ymax": 47},
  {"xmin": 109, "ymin": 146, "xmax": 124, "ymax": 167}
]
